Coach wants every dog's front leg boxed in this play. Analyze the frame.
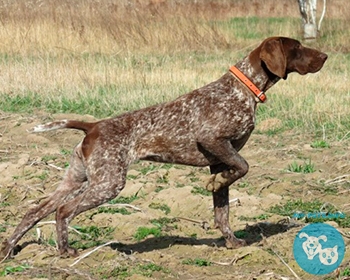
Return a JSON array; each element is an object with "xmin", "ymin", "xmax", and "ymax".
[
  {"xmin": 198, "ymin": 137, "xmax": 249, "ymax": 192},
  {"xmin": 210, "ymin": 164, "xmax": 246, "ymax": 249},
  {"xmin": 212, "ymin": 186, "xmax": 246, "ymax": 248}
]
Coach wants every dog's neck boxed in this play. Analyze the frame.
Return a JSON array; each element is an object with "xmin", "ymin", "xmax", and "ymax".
[{"xmin": 234, "ymin": 55, "xmax": 281, "ymax": 93}]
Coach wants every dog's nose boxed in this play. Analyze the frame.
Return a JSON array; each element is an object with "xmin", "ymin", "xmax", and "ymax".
[{"xmin": 320, "ymin": 53, "xmax": 328, "ymax": 61}]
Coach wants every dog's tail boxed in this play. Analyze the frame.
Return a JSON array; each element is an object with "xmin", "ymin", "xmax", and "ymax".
[{"xmin": 28, "ymin": 120, "xmax": 96, "ymax": 134}]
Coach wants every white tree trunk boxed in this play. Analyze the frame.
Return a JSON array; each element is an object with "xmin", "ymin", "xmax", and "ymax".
[{"xmin": 297, "ymin": 0, "xmax": 318, "ymax": 39}]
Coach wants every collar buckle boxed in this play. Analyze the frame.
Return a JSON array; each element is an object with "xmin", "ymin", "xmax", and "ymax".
[{"xmin": 256, "ymin": 91, "xmax": 266, "ymax": 103}]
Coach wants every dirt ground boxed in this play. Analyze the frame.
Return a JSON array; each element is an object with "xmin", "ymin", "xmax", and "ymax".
[{"xmin": 0, "ymin": 111, "xmax": 349, "ymax": 280}]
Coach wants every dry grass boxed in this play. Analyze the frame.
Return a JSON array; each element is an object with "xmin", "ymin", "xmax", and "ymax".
[
  {"xmin": 0, "ymin": 0, "xmax": 349, "ymax": 139},
  {"xmin": 0, "ymin": 0, "xmax": 348, "ymax": 55},
  {"xmin": 0, "ymin": 0, "xmax": 231, "ymax": 55}
]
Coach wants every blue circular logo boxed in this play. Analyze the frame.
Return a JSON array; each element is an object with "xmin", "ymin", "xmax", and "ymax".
[{"xmin": 293, "ymin": 223, "xmax": 345, "ymax": 275}]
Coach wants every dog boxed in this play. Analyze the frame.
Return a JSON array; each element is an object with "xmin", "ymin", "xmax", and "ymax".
[
  {"xmin": 1, "ymin": 37, "xmax": 327, "ymax": 259},
  {"xmin": 299, "ymin": 232, "xmax": 327, "ymax": 260}
]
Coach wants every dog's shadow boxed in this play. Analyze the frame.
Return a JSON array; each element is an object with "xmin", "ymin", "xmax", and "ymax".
[
  {"xmin": 111, "ymin": 220, "xmax": 299, "ymax": 254},
  {"xmin": 13, "ymin": 221, "xmax": 299, "ymax": 256}
]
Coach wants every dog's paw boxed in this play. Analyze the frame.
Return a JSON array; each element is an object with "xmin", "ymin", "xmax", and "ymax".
[
  {"xmin": 206, "ymin": 182, "xmax": 220, "ymax": 192},
  {"xmin": 205, "ymin": 173, "xmax": 230, "ymax": 192},
  {"xmin": 225, "ymin": 236, "xmax": 247, "ymax": 249},
  {"xmin": 59, "ymin": 246, "xmax": 79, "ymax": 258}
]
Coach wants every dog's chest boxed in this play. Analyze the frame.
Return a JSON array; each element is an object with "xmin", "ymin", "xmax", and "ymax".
[{"xmin": 200, "ymin": 87, "xmax": 256, "ymax": 139}]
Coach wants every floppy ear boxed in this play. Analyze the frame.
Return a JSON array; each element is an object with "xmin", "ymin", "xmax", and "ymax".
[
  {"xmin": 260, "ymin": 38, "xmax": 287, "ymax": 79},
  {"xmin": 318, "ymin": 235, "xmax": 327, "ymax": 242},
  {"xmin": 299, "ymin": 232, "xmax": 309, "ymax": 239}
]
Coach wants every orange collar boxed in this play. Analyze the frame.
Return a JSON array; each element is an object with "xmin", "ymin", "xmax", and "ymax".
[{"xmin": 229, "ymin": 66, "xmax": 266, "ymax": 103}]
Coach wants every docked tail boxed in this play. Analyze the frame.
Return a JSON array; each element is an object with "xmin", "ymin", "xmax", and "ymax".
[{"xmin": 28, "ymin": 120, "xmax": 96, "ymax": 134}]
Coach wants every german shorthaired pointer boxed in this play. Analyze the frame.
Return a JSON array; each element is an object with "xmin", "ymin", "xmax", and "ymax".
[{"xmin": 1, "ymin": 37, "xmax": 327, "ymax": 259}]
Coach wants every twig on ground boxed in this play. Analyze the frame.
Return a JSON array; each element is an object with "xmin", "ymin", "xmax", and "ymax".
[
  {"xmin": 211, "ymin": 253, "xmax": 251, "ymax": 266},
  {"xmin": 176, "ymin": 216, "xmax": 210, "ymax": 230},
  {"xmin": 47, "ymin": 163, "xmax": 65, "ymax": 171},
  {"xmin": 98, "ymin": 203, "xmax": 142, "ymax": 212},
  {"xmin": 70, "ymin": 240, "xmax": 120, "ymax": 267},
  {"xmin": 325, "ymin": 174, "xmax": 350, "ymax": 185},
  {"xmin": 271, "ymin": 248, "xmax": 300, "ymax": 279}
]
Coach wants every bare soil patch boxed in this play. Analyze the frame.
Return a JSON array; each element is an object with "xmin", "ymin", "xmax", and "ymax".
[{"xmin": 0, "ymin": 111, "xmax": 349, "ymax": 279}]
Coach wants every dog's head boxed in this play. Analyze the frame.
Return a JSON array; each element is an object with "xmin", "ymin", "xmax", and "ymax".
[
  {"xmin": 299, "ymin": 232, "xmax": 327, "ymax": 260},
  {"xmin": 258, "ymin": 37, "xmax": 327, "ymax": 79}
]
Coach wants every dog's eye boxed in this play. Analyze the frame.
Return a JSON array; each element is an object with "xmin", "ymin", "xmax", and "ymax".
[{"xmin": 294, "ymin": 49, "xmax": 302, "ymax": 59}]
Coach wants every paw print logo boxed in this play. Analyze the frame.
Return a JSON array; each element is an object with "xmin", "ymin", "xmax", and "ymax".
[{"xmin": 293, "ymin": 223, "xmax": 345, "ymax": 275}]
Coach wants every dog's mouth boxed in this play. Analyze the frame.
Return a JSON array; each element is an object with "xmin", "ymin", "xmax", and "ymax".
[
  {"xmin": 309, "ymin": 52, "xmax": 328, "ymax": 73},
  {"xmin": 294, "ymin": 60, "xmax": 327, "ymax": 75},
  {"xmin": 307, "ymin": 247, "xmax": 316, "ymax": 255}
]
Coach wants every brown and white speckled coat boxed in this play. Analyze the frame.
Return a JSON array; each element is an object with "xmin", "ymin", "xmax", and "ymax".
[{"xmin": 1, "ymin": 37, "xmax": 327, "ymax": 259}]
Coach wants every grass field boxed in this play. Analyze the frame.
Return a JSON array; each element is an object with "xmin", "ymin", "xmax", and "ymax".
[{"xmin": 0, "ymin": 0, "xmax": 349, "ymax": 139}]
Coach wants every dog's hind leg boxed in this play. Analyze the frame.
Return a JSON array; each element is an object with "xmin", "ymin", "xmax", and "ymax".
[
  {"xmin": 210, "ymin": 164, "xmax": 247, "ymax": 249},
  {"xmin": 0, "ymin": 143, "xmax": 87, "ymax": 260},
  {"xmin": 54, "ymin": 157, "xmax": 128, "ymax": 256}
]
